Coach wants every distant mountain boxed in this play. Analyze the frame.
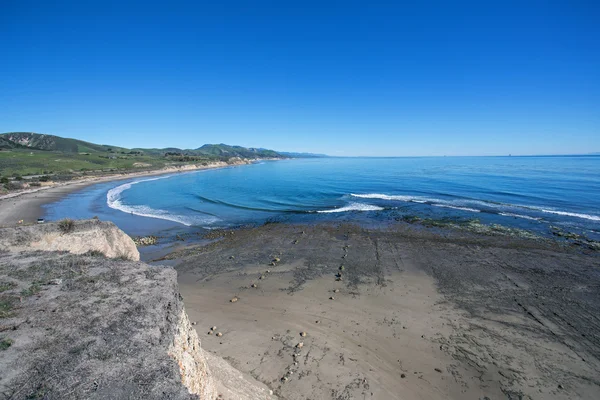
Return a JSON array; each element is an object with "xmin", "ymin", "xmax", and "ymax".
[
  {"xmin": 278, "ymin": 151, "xmax": 329, "ymax": 158},
  {"xmin": 0, "ymin": 132, "xmax": 126, "ymax": 153},
  {"xmin": 195, "ymin": 144, "xmax": 281, "ymax": 159}
]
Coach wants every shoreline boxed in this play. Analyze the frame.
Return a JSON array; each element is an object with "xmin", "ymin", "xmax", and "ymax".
[
  {"xmin": 170, "ymin": 222, "xmax": 600, "ymax": 399},
  {"xmin": 0, "ymin": 159, "xmax": 256, "ymax": 227}
]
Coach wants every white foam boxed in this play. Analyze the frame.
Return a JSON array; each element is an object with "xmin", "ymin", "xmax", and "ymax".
[
  {"xmin": 351, "ymin": 193, "xmax": 427, "ymax": 202},
  {"xmin": 317, "ymin": 203, "xmax": 384, "ymax": 213},
  {"xmin": 499, "ymin": 212, "xmax": 542, "ymax": 221},
  {"xmin": 539, "ymin": 209, "xmax": 600, "ymax": 222},
  {"xmin": 432, "ymin": 204, "xmax": 481, "ymax": 213},
  {"xmin": 351, "ymin": 193, "xmax": 600, "ymax": 222},
  {"xmin": 106, "ymin": 176, "xmax": 219, "ymax": 226}
]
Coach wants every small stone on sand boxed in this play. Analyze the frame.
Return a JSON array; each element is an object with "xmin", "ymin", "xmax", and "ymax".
[
  {"xmin": 300, "ymin": 331, "xmax": 307, "ymax": 337},
  {"xmin": 216, "ymin": 332, "xmax": 223, "ymax": 337},
  {"xmin": 230, "ymin": 297, "xmax": 238, "ymax": 303},
  {"xmin": 296, "ymin": 342, "xmax": 304, "ymax": 348}
]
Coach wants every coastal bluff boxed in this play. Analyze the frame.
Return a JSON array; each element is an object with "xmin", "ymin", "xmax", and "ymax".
[
  {"xmin": 0, "ymin": 219, "xmax": 140, "ymax": 261},
  {"xmin": 0, "ymin": 220, "xmax": 274, "ymax": 399}
]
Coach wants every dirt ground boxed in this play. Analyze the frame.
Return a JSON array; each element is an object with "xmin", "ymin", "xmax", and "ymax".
[{"xmin": 170, "ymin": 222, "xmax": 600, "ymax": 400}]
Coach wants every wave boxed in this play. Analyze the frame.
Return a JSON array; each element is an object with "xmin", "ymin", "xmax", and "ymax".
[
  {"xmin": 539, "ymin": 209, "xmax": 600, "ymax": 222},
  {"xmin": 351, "ymin": 193, "xmax": 428, "ymax": 202},
  {"xmin": 317, "ymin": 203, "xmax": 384, "ymax": 213},
  {"xmin": 433, "ymin": 204, "xmax": 481, "ymax": 213},
  {"xmin": 499, "ymin": 212, "xmax": 542, "ymax": 221},
  {"xmin": 350, "ymin": 192, "xmax": 600, "ymax": 222},
  {"xmin": 107, "ymin": 177, "xmax": 219, "ymax": 226},
  {"xmin": 194, "ymin": 194, "xmax": 312, "ymax": 214}
]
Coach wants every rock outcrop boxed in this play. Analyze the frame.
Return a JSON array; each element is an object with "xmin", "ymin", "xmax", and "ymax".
[
  {"xmin": 0, "ymin": 221, "xmax": 275, "ymax": 399},
  {"xmin": 0, "ymin": 219, "xmax": 140, "ymax": 260}
]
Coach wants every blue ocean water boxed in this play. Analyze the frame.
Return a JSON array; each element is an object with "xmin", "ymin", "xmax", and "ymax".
[{"xmin": 44, "ymin": 157, "xmax": 600, "ymax": 239}]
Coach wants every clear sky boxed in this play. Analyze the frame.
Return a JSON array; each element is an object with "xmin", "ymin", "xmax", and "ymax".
[{"xmin": 1, "ymin": 0, "xmax": 599, "ymax": 156}]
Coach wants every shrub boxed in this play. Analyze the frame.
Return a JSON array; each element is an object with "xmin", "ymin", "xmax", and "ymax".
[
  {"xmin": 0, "ymin": 177, "xmax": 8, "ymax": 184},
  {"xmin": 38, "ymin": 175, "xmax": 51, "ymax": 182},
  {"xmin": 58, "ymin": 218, "xmax": 75, "ymax": 233},
  {"xmin": 0, "ymin": 338, "xmax": 13, "ymax": 350},
  {"xmin": 13, "ymin": 175, "xmax": 23, "ymax": 181},
  {"xmin": 21, "ymin": 283, "xmax": 41, "ymax": 297},
  {"xmin": 29, "ymin": 182, "xmax": 41, "ymax": 187},
  {"xmin": 4, "ymin": 181, "xmax": 23, "ymax": 191},
  {"xmin": 0, "ymin": 282, "xmax": 17, "ymax": 293}
]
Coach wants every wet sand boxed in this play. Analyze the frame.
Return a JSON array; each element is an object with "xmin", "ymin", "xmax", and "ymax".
[{"xmin": 171, "ymin": 223, "xmax": 600, "ymax": 399}]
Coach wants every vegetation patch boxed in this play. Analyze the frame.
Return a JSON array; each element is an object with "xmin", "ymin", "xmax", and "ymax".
[
  {"xmin": 0, "ymin": 281, "xmax": 17, "ymax": 292},
  {"xmin": 0, "ymin": 297, "xmax": 17, "ymax": 318},
  {"xmin": 58, "ymin": 218, "xmax": 75, "ymax": 234},
  {"xmin": 21, "ymin": 283, "xmax": 42, "ymax": 297},
  {"xmin": 0, "ymin": 337, "xmax": 14, "ymax": 350}
]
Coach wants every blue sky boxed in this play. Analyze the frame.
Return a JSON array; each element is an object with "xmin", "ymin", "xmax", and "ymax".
[{"xmin": 1, "ymin": 0, "xmax": 599, "ymax": 156}]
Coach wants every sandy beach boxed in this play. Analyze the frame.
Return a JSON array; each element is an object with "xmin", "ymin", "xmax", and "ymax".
[
  {"xmin": 0, "ymin": 160, "xmax": 252, "ymax": 227},
  {"xmin": 167, "ymin": 223, "xmax": 600, "ymax": 399}
]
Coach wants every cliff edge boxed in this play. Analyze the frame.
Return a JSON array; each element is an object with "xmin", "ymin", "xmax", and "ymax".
[
  {"xmin": 0, "ymin": 221, "xmax": 274, "ymax": 399},
  {"xmin": 0, "ymin": 219, "xmax": 140, "ymax": 261}
]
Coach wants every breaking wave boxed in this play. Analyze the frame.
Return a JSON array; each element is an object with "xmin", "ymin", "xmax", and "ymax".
[
  {"xmin": 107, "ymin": 177, "xmax": 219, "ymax": 226},
  {"xmin": 350, "ymin": 193, "xmax": 600, "ymax": 222},
  {"xmin": 317, "ymin": 203, "xmax": 385, "ymax": 213}
]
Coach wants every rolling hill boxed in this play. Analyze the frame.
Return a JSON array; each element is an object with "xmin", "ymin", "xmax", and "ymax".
[
  {"xmin": 1, "ymin": 132, "xmax": 127, "ymax": 153},
  {"xmin": 0, "ymin": 132, "xmax": 289, "ymax": 177}
]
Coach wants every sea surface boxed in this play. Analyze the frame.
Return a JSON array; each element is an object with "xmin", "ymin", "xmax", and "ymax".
[{"xmin": 44, "ymin": 156, "xmax": 600, "ymax": 240}]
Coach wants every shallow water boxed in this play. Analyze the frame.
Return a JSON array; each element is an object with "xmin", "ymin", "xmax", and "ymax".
[{"xmin": 44, "ymin": 156, "xmax": 600, "ymax": 239}]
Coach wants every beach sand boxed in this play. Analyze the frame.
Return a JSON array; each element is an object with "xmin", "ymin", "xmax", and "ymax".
[
  {"xmin": 0, "ymin": 161, "xmax": 251, "ymax": 227},
  {"xmin": 169, "ymin": 223, "xmax": 600, "ymax": 399}
]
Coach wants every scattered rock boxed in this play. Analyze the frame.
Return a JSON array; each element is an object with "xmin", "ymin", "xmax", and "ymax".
[
  {"xmin": 315, "ymin": 320, "xmax": 320, "ymax": 324},
  {"xmin": 47, "ymin": 278, "xmax": 62, "ymax": 285},
  {"xmin": 334, "ymin": 289, "xmax": 340, "ymax": 293},
  {"xmin": 211, "ymin": 326, "xmax": 217, "ymax": 331},
  {"xmin": 339, "ymin": 265, "xmax": 345, "ymax": 271},
  {"xmin": 191, "ymin": 321, "xmax": 197, "ymax": 326},
  {"xmin": 251, "ymin": 283, "xmax": 257, "ymax": 288},
  {"xmin": 266, "ymin": 270, "xmax": 271, "ymax": 273},
  {"xmin": 434, "ymin": 368, "xmax": 442, "ymax": 373},
  {"xmin": 230, "ymin": 297, "xmax": 238, "ymax": 303},
  {"xmin": 216, "ymin": 332, "xmax": 223, "ymax": 337},
  {"xmin": 207, "ymin": 331, "xmax": 212, "ymax": 335},
  {"xmin": 229, "ymin": 255, "xmax": 235, "ymax": 259},
  {"xmin": 300, "ymin": 332, "xmax": 307, "ymax": 337},
  {"xmin": 259, "ymin": 275, "xmax": 265, "ymax": 280},
  {"xmin": 329, "ymin": 296, "xmax": 335, "ymax": 300},
  {"xmin": 273, "ymin": 257, "xmax": 281, "ymax": 263},
  {"xmin": 281, "ymin": 376, "xmax": 288, "ymax": 382},
  {"xmin": 401, "ymin": 373, "xmax": 406, "ymax": 378},
  {"xmin": 296, "ymin": 342, "xmax": 304, "ymax": 349},
  {"xmin": 558, "ymin": 384, "xmax": 564, "ymax": 389},
  {"xmin": 132, "ymin": 235, "xmax": 158, "ymax": 246}
]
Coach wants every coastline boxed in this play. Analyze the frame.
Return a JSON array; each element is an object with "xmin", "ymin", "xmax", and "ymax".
[
  {"xmin": 0, "ymin": 159, "xmax": 256, "ymax": 227},
  {"xmin": 170, "ymin": 222, "xmax": 600, "ymax": 399}
]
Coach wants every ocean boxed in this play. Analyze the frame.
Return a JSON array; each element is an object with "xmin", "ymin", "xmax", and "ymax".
[{"xmin": 44, "ymin": 156, "xmax": 600, "ymax": 240}]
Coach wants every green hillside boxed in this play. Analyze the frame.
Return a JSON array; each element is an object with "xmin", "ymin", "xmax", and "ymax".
[
  {"xmin": 0, "ymin": 132, "xmax": 285, "ymax": 177},
  {"xmin": 196, "ymin": 144, "xmax": 281, "ymax": 158},
  {"xmin": 1, "ymin": 132, "xmax": 127, "ymax": 153}
]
